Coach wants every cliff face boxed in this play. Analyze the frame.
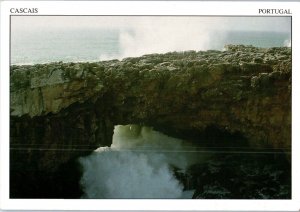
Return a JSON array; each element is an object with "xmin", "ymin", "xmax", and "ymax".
[{"xmin": 10, "ymin": 45, "xmax": 291, "ymax": 198}]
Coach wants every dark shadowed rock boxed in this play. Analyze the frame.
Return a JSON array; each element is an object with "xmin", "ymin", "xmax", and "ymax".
[{"xmin": 10, "ymin": 45, "xmax": 291, "ymax": 198}]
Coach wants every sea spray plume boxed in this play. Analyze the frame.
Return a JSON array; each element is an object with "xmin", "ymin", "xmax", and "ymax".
[
  {"xmin": 79, "ymin": 125, "xmax": 201, "ymax": 198},
  {"xmin": 79, "ymin": 150, "xmax": 183, "ymax": 198},
  {"xmin": 118, "ymin": 17, "xmax": 226, "ymax": 59},
  {"xmin": 284, "ymin": 39, "xmax": 291, "ymax": 47},
  {"xmin": 96, "ymin": 17, "xmax": 290, "ymax": 60},
  {"xmin": 111, "ymin": 125, "xmax": 188, "ymax": 168},
  {"xmin": 99, "ymin": 17, "xmax": 228, "ymax": 60}
]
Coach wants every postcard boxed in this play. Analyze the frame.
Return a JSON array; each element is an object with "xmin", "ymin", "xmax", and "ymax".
[{"xmin": 0, "ymin": 1, "xmax": 299, "ymax": 211}]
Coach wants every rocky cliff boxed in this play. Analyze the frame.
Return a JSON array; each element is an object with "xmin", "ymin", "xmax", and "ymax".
[{"xmin": 10, "ymin": 45, "xmax": 291, "ymax": 198}]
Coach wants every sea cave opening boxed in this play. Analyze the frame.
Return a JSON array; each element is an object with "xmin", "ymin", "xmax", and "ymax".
[{"xmin": 78, "ymin": 124, "xmax": 291, "ymax": 199}]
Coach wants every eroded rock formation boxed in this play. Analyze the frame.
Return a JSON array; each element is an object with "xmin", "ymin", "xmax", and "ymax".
[{"xmin": 10, "ymin": 45, "xmax": 291, "ymax": 198}]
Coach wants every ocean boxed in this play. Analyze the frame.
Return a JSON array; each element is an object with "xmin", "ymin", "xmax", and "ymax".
[{"xmin": 11, "ymin": 29, "xmax": 290, "ymax": 65}]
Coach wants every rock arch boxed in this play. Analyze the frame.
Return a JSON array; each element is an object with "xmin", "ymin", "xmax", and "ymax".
[{"xmin": 10, "ymin": 46, "xmax": 291, "ymax": 198}]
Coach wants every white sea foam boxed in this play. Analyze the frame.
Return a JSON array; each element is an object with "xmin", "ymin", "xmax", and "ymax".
[{"xmin": 79, "ymin": 125, "xmax": 201, "ymax": 198}]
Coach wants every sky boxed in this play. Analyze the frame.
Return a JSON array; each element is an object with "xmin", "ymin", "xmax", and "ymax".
[{"xmin": 11, "ymin": 16, "xmax": 291, "ymax": 33}]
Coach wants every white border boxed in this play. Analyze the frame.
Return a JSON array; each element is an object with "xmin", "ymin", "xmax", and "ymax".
[{"xmin": 1, "ymin": 1, "xmax": 299, "ymax": 211}]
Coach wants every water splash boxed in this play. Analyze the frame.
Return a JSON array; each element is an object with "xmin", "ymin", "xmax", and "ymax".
[
  {"xmin": 79, "ymin": 125, "xmax": 198, "ymax": 198},
  {"xmin": 284, "ymin": 39, "xmax": 291, "ymax": 47}
]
